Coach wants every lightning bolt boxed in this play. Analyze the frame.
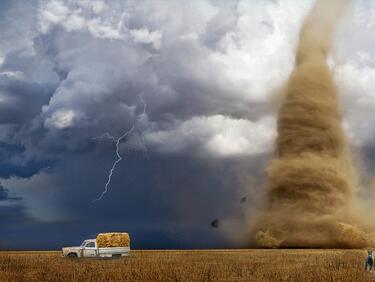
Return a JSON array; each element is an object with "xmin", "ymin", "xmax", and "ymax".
[
  {"xmin": 92, "ymin": 125, "xmax": 135, "ymax": 203},
  {"xmin": 92, "ymin": 96, "xmax": 148, "ymax": 202}
]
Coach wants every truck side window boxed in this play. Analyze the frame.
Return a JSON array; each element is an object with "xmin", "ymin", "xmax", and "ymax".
[{"xmin": 86, "ymin": 242, "xmax": 95, "ymax": 248}]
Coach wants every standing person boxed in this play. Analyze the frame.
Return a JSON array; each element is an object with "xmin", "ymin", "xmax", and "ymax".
[{"xmin": 366, "ymin": 250, "xmax": 374, "ymax": 272}]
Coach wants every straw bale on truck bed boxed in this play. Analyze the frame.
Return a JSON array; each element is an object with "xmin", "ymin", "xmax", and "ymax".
[{"xmin": 96, "ymin": 233, "xmax": 130, "ymax": 248}]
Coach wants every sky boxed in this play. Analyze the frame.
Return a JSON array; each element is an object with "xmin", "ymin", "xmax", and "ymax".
[{"xmin": 1, "ymin": 0, "xmax": 375, "ymax": 250}]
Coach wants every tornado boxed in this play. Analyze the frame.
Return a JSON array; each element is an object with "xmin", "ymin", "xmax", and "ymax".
[{"xmin": 251, "ymin": 0, "xmax": 371, "ymax": 248}]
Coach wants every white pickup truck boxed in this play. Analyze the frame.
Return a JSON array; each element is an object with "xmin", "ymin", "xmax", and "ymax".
[{"xmin": 62, "ymin": 239, "xmax": 130, "ymax": 258}]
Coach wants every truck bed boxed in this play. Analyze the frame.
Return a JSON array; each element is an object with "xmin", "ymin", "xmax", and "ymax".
[{"xmin": 97, "ymin": 247, "xmax": 130, "ymax": 258}]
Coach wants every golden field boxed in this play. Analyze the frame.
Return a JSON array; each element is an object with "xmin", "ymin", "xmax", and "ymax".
[{"xmin": 0, "ymin": 249, "xmax": 374, "ymax": 281}]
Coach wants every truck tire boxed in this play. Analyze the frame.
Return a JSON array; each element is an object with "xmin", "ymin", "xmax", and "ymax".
[{"xmin": 67, "ymin": 253, "xmax": 78, "ymax": 259}]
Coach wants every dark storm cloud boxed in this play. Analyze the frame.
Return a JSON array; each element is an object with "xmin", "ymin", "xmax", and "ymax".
[
  {"xmin": 1, "ymin": 0, "xmax": 374, "ymax": 249},
  {"xmin": 0, "ymin": 75, "xmax": 55, "ymax": 124},
  {"xmin": 0, "ymin": 184, "xmax": 21, "ymax": 201},
  {"xmin": 0, "ymin": 142, "xmax": 54, "ymax": 178},
  {"xmin": 0, "ymin": 184, "xmax": 29, "ymax": 249}
]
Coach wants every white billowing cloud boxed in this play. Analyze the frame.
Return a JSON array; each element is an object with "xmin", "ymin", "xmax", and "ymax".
[
  {"xmin": 64, "ymin": 14, "xmax": 85, "ymax": 32},
  {"xmin": 208, "ymin": 0, "xmax": 313, "ymax": 103},
  {"xmin": 146, "ymin": 115, "xmax": 276, "ymax": 157},
  {"xmin": 39, "ymin": 0, "xmax": 69, "ymax": 32},
  {"xmin": 81, "ymin": 0, "xmax": 107, "ymax": 14},
  {"xmin": 336, "ymin": 63, "xmax": 375, "ymax": 146},
  {"xmin": 44, "ymin": 109, "xmax": 80, "ymax": 129},
  {"xmin": 38, "ymin": 0, "xmax": 122, "ymax": 39},
  {"xmin": 206, "ymin": 115, "xmax": 276, "ymax": 157},
  {"xmin": 356, "ymin": 51, "xmax": 375, "ymax": 65},
  {"xmin": 130, "ymin": 28, "xmax": 162, "ymax": 49},
  {"xmin": 332, "ymin": 0, "xmax": 375, "ymax": 148},
  {"xmin": 86, "ymin": 18, "xmax": 121, "ymax": 40}
]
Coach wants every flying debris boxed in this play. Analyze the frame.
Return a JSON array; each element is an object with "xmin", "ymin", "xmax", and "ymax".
[
  {"xmin": 211, "ymin": 219, "xmax": 220, "ymax": 228},
  {"xmin": 240, "ymin": 196, "xmax": 247, "ymax": 203}
]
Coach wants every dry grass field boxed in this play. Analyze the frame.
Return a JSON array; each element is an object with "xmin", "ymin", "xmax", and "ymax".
[{"xmin": 0, "ymin": 249, "xmax": 374, "ymax": 281}]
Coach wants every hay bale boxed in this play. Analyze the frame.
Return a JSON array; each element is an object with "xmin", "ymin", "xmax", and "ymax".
[{"xmin": 96, "ymin": 232, "xmax": 130, "ymax": 248}]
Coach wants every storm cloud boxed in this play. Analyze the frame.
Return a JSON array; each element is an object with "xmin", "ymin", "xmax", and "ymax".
[{"xmin": 1, "ymin": 0, "xmax": 375, "ymax": 249}]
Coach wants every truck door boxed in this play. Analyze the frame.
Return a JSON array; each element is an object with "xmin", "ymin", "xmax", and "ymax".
[{"xmin": 83, "ymin": 242, "xmax": 97, "ymax": 257}]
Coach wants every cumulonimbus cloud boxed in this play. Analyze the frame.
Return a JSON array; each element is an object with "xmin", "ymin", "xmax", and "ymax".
[{"xmin": 1, "ymin": 0, "xmax": 375, "ymax": 248}]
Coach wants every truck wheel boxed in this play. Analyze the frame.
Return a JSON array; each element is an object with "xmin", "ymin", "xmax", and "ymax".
[{"xmin": 67, "ymin": 253, "xmax": 78, "ymax": 259}]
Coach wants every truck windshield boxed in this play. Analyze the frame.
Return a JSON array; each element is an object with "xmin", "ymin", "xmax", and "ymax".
[
  {"xmin": 80, "ymin": 241, "xmax": 86, "ymax": 247},
  {"xmin": 86, "ymin": 242, "xmax": 95, "ymax": 248}
]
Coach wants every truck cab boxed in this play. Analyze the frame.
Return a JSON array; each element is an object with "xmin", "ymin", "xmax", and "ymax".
[{"xmin": 80, "ymin": 239, "xmax": 97, "ymax": 257}]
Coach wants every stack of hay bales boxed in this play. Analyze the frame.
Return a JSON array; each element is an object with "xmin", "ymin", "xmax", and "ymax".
[{"xmin": 96, "ymin": 233, "xmax": 130, "ymax": 248}]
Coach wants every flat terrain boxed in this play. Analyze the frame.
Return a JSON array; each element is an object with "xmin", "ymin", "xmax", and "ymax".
[{"xmin": 0, "ymin": 249, "xmax": 374, "ymax": 281}]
